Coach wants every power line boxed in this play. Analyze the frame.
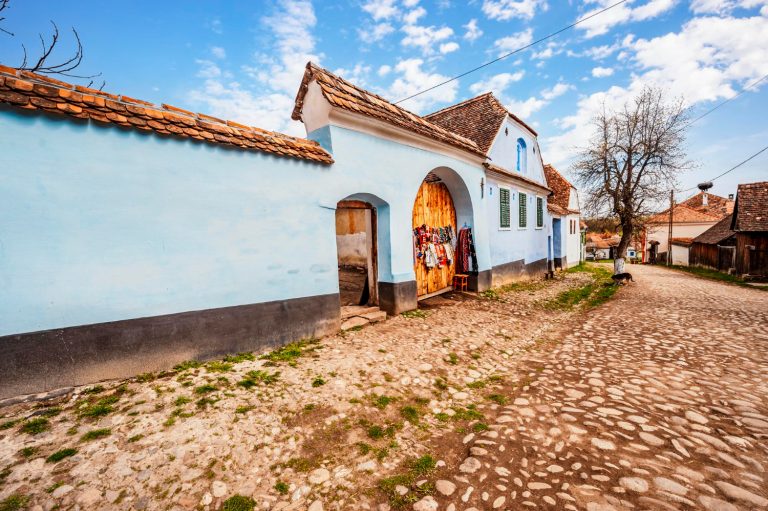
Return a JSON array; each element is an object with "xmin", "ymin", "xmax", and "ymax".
[
  {"xmin": 680, "ymin": 144, "xmax": 768, "ymax": 193},
  {"xmin": 394, "ymin": 0, "xmax": 631, "ymax": 105},
  {"xmin": 687, "ymin": 72, "xmax": 768, "ymax": 127}
]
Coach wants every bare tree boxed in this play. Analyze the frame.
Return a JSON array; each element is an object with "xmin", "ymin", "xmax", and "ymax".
[
  {"xmin": 573, "ymin": 87, "xmax": 691, "ymax": 270},
  {"xmin": 0, "ymin": 0, "xmax": 102, "ymax": 87}
]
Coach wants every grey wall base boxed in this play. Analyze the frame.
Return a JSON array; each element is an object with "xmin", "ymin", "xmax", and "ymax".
[
  {"xmin": 468, "ymin": 270, "xmax": 492, "ymax": 292},
  {"xmin": 378, "ymin": 280, "xmax": 418, "ymax": 315},
  {"xmin": 491, "ymin": 258, "xmax": 549, "ymax": 287},
  {"xmin": 0, "ymin": 294, "xmax": 341, "ymax": 400}
]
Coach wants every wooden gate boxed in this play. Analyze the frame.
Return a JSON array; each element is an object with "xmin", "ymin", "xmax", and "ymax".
[{"xmin": 412, "ymin": 180, "xmax": 457, "ymax": 297}]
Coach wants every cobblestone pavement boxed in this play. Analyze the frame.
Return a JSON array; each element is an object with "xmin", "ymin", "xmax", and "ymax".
[{"xmin": 433, "ymin": 265, "xmax": 768, "ymax": 511}]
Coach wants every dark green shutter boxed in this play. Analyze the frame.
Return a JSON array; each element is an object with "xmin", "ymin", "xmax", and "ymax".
[
  {"xmin": 536, "ymin": 197, "xmax": 543, "ymax": 227},
  {"xmin": 499, "ymin": 188, "xmax": 510, "ymax": 228},
  {"xmin": 519, "ymin": 192, "xmax": 527, "ymax": 228}
]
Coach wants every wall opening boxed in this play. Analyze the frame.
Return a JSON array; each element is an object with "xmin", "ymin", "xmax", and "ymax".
[{"xmin": 335, "ymin": 200, "xmax": 378, "ymax": 307}]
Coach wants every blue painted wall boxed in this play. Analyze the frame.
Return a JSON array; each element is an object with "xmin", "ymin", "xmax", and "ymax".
[{"xmin": 0, "ymin": 109, "xmax": 491, "ymax": 336}]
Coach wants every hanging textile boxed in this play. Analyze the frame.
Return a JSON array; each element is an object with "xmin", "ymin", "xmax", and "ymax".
[
  {"xmin": 456, "ymin": 226, "xmax": 478, "ymax": 274},
  {"xmin": 413, "ymin": 223, "xmax": 456, "ymax": 271}
]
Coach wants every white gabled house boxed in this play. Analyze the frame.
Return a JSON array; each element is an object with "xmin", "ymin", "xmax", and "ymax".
[
  {"xmin": 425, "ymin": 93, "xmax": 552, "ymax": 285},
  {"xmin": 543, "ymin": 164, "xmax": 582, "ymax": 269}
]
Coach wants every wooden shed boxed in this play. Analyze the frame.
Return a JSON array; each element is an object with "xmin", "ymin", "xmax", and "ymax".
[
  {"xmin": 690, "ymin": 214, "xmax": 736, "ymax": 271},
  {"xmin": 731, "ymin": 181, "xmax": 768, "ymax": 277}
]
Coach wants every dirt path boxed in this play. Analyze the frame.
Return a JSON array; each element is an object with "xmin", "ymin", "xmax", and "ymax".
[{"xmin": 430, "ymin": 264, "xmax": 768, "ymax": 511}]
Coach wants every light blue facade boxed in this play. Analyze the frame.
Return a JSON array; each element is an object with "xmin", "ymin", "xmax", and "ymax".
[{"xmin": 0, "ymin": 109, "xmax": 491, "ymax": 337}]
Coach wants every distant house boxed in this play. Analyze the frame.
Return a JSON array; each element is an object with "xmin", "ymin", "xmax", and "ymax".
[
  {"xmin": 643, "ymin": 191, "xmax": 734, "ymax": 263},
  {"xmin": 543, "ymin": 164, "xmax": 582, "ymax": 269},
  {"xmin": 730, "ymin": 181, "xmax": 768, "ymax": 277},
  {"xmin": 585, "ymin": 232, "xmax": 637, "ymax": 261},
  {"xmin": 690, "ymin": 214, "xmax": 736, "ymax": 271}
]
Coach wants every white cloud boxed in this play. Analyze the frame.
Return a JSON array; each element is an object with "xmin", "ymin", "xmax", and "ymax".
[
  {"xmin": 469, "ymin": 71, "xmax": 525, "ymax": 96},
  {"xmin": 403, "ymin": 0, "xmax": 420, "ymax": 6},
  {"xmin": 576, "ymin": 0, "xmax": 678, "ymax": 38},
  {"xmin": 403, "ymin": 6, "xmax": 427, "ymax": 25},
  {"xmin": 187, "ymin": 0, "xmax": 320, "ymax": 136},
  {"xmin": 359, "ymin": 22, "xmax": 396, "ymax": 43},
  {"xmin": 544, "ymin": 14, "xmax": 768, "ymax": 167},
  {"xmin": 401, "ymin": 24, "xmax": 454, "ymax": 55},
  {"xmin": 591, "ymin": 66, "xmax": 614, "ymax": 77},
  {"xmin": 690, "ymin": 0, "xmax": 768, "ymax": 14},
  {"xmin": 505, "ymin": 96, "xmax": 548, "ymax": 118},
  {"xmin": 387, "ymin": 58, "xmax": 458, "ymax": 113},
  {"xmin": 362, "ymin": 0, "xmax": 399, "ymax": 20},
  {"xmin": 493, "ymin": 28, "xmax": 533, "ymax": 56},
  {"xmin": 532, "ymin": 41, "xmax": 562, "ymax": 60},
  {"xmin": 463, "ymin": 19, "xmax": 483, "ymax": 42},
  {"xmin": 439, "ymin": 41, "xmax": 460, "ymax": 54},
  {"xmin": 482, "ymin": 0, "xmax": 547, "ymax": 21},
  {"xmin": 378, "ymin": 64, "xmax": 392, "ymax": 76},
  {"xmin": 211, "ymin": 46, "xmax": 226, "ymax": 59},
  {"xmin": 334, "ymin": 63, "xmax": 372, "ymax": 86},
  {"xmin": 541, "ymin": 82, "xmax": 573, "ymax": 100}
]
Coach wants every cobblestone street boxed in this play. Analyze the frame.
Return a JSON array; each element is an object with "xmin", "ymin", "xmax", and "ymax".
[
  {"xmin": 436, "ymin": 265, "xmax": 768, "ymax": 511},
  {"xmin": 1, "ymin": 265, "xmax": 766, "ymax": 511}
]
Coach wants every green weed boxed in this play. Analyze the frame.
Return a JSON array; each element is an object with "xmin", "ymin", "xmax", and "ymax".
[
  {"xmin": 20, "ymin": 418, "xmax": 49, "ymax": 435},
  {"xmin": 401, "ymin": 309, "xmax": 428, "ymax": 319},
  {"xmin": 46, "ymin": 448, "xmax": 77, "ymax": 463},
  {"xmin": 222, "ymin": 495, "xmax": 256, "ymax": 511},
  {"xmin": 80, "ymin": 428, "xmax": 111, "ymax": 442}
]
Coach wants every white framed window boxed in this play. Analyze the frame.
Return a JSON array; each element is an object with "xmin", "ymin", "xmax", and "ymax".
[
  {"xmin": 499, "ymin": 187, "xmax": 511, "ymax": 230},
  {"xmin": 536, "ymin": 196, "xmax": 544, "ymax": 229},
  {"xmin": 518, "ymin": 192, "xmax": 528, "ymax": 228}
]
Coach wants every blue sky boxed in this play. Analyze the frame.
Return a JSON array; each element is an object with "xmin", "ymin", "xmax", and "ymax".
[{"xmin": 1, "ymin": 0, "xmax": 766, "ymax": 201}]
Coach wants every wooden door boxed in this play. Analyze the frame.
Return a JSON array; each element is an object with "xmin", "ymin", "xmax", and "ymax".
[{"xmin": 412, "ymin": 180, "xmax": 457, "ymax": 297}]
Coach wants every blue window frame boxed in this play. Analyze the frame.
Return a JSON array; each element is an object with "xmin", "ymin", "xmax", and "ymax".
[{"xmin": 516, "ymin": 138, "xmax": 527, "ymax": 172}]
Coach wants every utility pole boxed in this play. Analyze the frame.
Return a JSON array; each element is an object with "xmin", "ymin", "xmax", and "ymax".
[{"xmin": 667, "ymin": 189, "xmax": 674, "ymax": 266}]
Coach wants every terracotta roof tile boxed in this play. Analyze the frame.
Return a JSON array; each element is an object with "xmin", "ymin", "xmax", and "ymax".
[
  {"xmin": 547, "ymin": 203, "xmax": 569, "ymax": 216},
  {"xmin": 680, "ymin": 191, "xmax": 734, "ymax": 218},
  {"xmin": 646, "ymin": 203, "xmax": 721, "ymax": 224},
  {"xmin": 732, "ymin": 181, "xmax": 768, "ymax": 232},
  {"xmin": 0, "ymin": 67, "xmax": 333, "ymax": 164},
  {"xmin": 543, "ymin": 164, "xmax": 578, "ymax": 213},
  {"xmin": 292, "ymin": 63, "xmax": 483, "ymax": 157},
  {"xmin": 424, "ymin": 93, "xmax": 537, "ymax": 154},
  {"xmin": 693, "ymin": 214, "xmax": 735, "ymax": 244}
]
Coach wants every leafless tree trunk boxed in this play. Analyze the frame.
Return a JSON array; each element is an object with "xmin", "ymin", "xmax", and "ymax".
[
  {"xmin": 0, "ymin": 0, "xmax": 102, "ymax": 87},
  {"xmin": 573, "ymin": 87, "xmax": 691, "ymax": 271}
]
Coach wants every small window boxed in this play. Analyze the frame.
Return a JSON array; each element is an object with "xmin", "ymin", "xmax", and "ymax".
[
  {"xmin": 499, "ymin": 188, "xmax": 511, "ymax": 229},
  {"xmin": 516, "ymin": 138, "xmax": 528, "ymax": 173},
  {"xmin": 519, "ymin": 192, "xmax": 527, "ymax": 228},
  {"xmin": 536, "ymin": 197, "xmax": 543, "ymax": 228}
]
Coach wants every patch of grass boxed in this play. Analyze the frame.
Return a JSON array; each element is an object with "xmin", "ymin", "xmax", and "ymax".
[
  {"xmin": 81, "ymin": 385, "xmax": 105, "ymax": 394},
  {"xmin": 311, "ymin": 376, "xmax": 326, "ymax": 387},
  {"xmin": 46, "ymin": 448, "xmax": 77, "ymax": 463},
  {"xmin": 378, "ymin": 454, "xmax": 437, "ymax": 508},
  {"xmin": 0, "ymin": 495, "xmax": 29, "ymax": 511},
  {"xmin": 196, "ymin": 397, "xmax": 216, "ymax": 408},
  {"xmin": 400, "ymin": 405, "xmax": 420, "ymax": 424},
  {"xmin": 453, "ymin": 405, "xmax": 483, "ymax": 421},
  {"xmin": 479, "ymin": 289, "xmax": 501, "ymax": 300},
  {"xmin": 127, "ymin": 434, "xmax": 143, "ymax": 443},
  {"xmin": 274, "ymin": 481, "xmax": 289, "ymax": 495},
  {"xmin": 283, "ymin": 457, "xmax": 316, "ymax": 473},
  {"xmin": 447, "ymin": 352, "xmax": 459, "ymax": 365},
  {"xmin": 261, "ymin": 338, "xmax": 320, "ymax": 366},
  {"xmin": 174, "ymin": 360, "xmax": 201, "ymax": 372},
  {"xmin": 20, "ymin": 418, "xmax": 49, "ymax": 435},
  {"xmin": 487, "ymin": 394, "xmax": 508, "ymax": 405},
  {"xmin": 356, "ymin": 442, "xmax": 372, "ymax": 455},
  {"xmin": 0, "ymin": 419, "xmax": 20, "ymax": 430},
  {"xmin": 235, "ymin": 405, "xmax": 254, "ymax": 414},
  {"xmin": 472, "ymin": 422, "xmax": 490, "ymax": 433},
  {"xmin": 46, "ymin": 482, "xmax": 64, "ymax": 493},
  {"xmin": 401, "ymin": 309, "xmax": 428, "ymax": 319},
  {"xmin": 80, "ymin": 428, "xmax": 111, "ymax": 442},
  {"xmin": 194, "ymin": 384, "xmax": 218, "ymax": 394},
  {"xmin": 669, "ymin": 265, "xmax": 768, "ymax": 291},
  {"xmin": 433, "ymin": 378, "xmax": 448, "ymax": 391},
  {"xmin": 223, "ymin": 352, "xmax": 255, "ymax": 363},
  {"xmin": 371, "ymin": 395, "xmax": 397, "ymax": 409},
  {"xmin": 206, "ymin": 361, "xmax": 233, "ymax": 373},
  {"xmin": 366, "ymin": 422, "xmax": 400, "ymax": 440},
  {"xmin": 222, "ymin": 495, "xmax": 256, "ymax": 511},
  {"xmin": 19, "ymin": 447, "xmax": 37, "ymax": 458},
  {"xmin": 135, "ymin": 372, "xmax": 156, "ymax": 382},
  {"xmin": 36, "ymin": 407, "xmax": 61, "ymax": 418},
  {"xmin": 238, "ymin": 370, "xmax": 280, "ymax": 389},
  {"xmin": 174, "ymin": 396, "xmax": 191, "ymax": 406},
  {"xmin": 467, "ymin": 380, "xmax": 486, "ymax": 389},
  {"xmin": 79, "ymin": 394, "xmax": 120, "ymax": 418}
]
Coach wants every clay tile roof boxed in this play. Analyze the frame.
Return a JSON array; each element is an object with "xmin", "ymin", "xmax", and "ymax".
[
  {"xmin": 291, "ymin": 62, "xmax": 484, "ymax": 157},
  {"xmin": 424, "ymin": 92, "xmax": 537, "ymax": 154},
  {"xmin": 547, "ymin": 203, "xmax": 569, "ymax": 216},
  {"xmin": 646, "ymin": 203, "xmax": 721, "ymax": 224},
  {"xmin": 731, "ymin": 181, "xmax": 768, "ymax": 232},
  {"xmin": 693, "ymin": 213, "xmax": 736, "ymax": 244},
  {"xmin": 670, "ymin": 237, "xmax": 694, "ymax": 246},
  {"xmin": 0, "ymin": 65, "xmax": 333, "ymax": 164},
  {"xmin": 680, "ymin": 191, "xmax": 734, "ymax": 218},
  {"xmin": 543, "ymin": 164, "xmax": 578, "ymax": 213}
]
